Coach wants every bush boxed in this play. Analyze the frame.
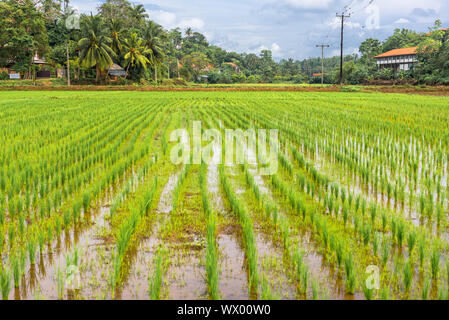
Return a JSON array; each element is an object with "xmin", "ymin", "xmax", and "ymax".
[{"xmin": 0, "ymin": 71, "xmax": 9, "ymax": 81}]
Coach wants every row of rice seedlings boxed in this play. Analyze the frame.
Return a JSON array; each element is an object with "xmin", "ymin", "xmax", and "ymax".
[
  {"xmin": 199, "ymin": 162, "xmax": 220, "ymax": 299},
  {"xmin": 245, "ymin": 97, "xmax": 448, "ymax": 233},
  {"xmin": 241, "ymin": 163, "xmax": 328, "ymax": 299},
  {"xmin": 292, "ymin": 151, "xmax": 449, "ymax": 297},
  {"xmin": 172, "ymin": 163, "xmax": 191, "ymax": 213},
  {"xmin": 5, "ymin": 111, "xmax": 163, "ymax": 277},
  {"xmin": 289, "ymin": 141, "xmax": 446, "ymax": 258},
  {"xmin": 110, "ymin": 176, "xmax": 158, "ymax": 295},
  {"xmin": 2, "ymin": 104, "xmax": 155, "ymax": 222},
  {"xmin": 0, "ymin": 266, "xmax": 12, "ymax": 300},
  {"xmin": 225, "ymin": 103, "xmax": 385, "ymax": 297},
  {"xmin": 219, "ymin": 165, "xmax": 259, "ymax": 295},
  {"xmin": 148, "ymin": 247, "xmax": 167, "ymax": 300},
  {"xmin": 1, "ymin": 114, "xmax": 156, "ymax": 258}
]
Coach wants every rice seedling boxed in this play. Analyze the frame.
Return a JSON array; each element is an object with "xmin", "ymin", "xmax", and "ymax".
[
  {"xmin": 418, "ymin": 236, "xmax": 426, "ymax": 268},
  {"xmin": 396, "ymin": 220, "xmax": 405, "ymax": 247},
  {"xmin": 205, "ymin": 212, "xmax": 219, "ymax": 300},
  {"xmin": 403, "ymin": 259, "xmax": 413, "ymax": 292},
  {"xmin": 363, "ymin": 281, "xmax": 374, "ymax": 300},
  {"xmin": 421, "ymin": 277, "xmax": 431, "ymax": 300},
  {"xmin": 380, "ymin": 286, "xmax": 390, "ymax": 300},
  {"xmin": 56, "ymin": 265, "xmax": 64, "ymax": 300},
  {"xmin": 344, "ymin": 253, "xmax": 356, "ymax": 294},
  {"xmin": 148, "ymin": 247, "xmax": 165, "ymax": 300},
  {"xmin": 431, "ymin": 247, "xmax": 441, "ymax": 279},
  {"xmin": 311, "ymin": 279, "xmax": 319, "ymax": 300},
  {"xmin": 381, "ymin": 239, "xmax": 391, "ymax": 267},
  {"xmin": 438, "ymin": 286, "xmax": 448, "ymax": 300},
  {"xmin": 27, "ymin": 237, "xmax": 37, "ymax": 264},
  {"xmin": 407, "ymin": 231, "xmax": 417, "ymax": 253},
  {"xmin": 0, "ymin": 267, "xmax": 12, "ymax": 300}
]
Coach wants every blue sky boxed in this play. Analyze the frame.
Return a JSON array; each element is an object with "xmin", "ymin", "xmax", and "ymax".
[{"xmin": 71, "ymin": 0, "xmax": 449, "ymax": 60}]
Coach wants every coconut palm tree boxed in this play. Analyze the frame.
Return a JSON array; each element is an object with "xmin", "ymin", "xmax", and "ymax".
[
  {"xmin": 142, "ymin": 21, "xmax": 166, "ymax": 82},
  {"xmin": 78, "ymin": 14, "xmax": 115, "ymax": 82},
  {"xmin": 185, "ymin": 27, "xmax": 193, "ymax": 39},
  {"xmin": 106, "ymin": 18, "xmax": 124, "ymax": 56},
  {"xmin": 122, "ymin": 33, "xmax": 151, "ymax": 77},
  {"xmin": 129, "ymin": 4, "xmax": 148, "ymax": 28}
]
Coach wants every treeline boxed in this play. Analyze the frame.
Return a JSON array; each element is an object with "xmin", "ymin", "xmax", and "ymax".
[
  {"xmin": 0, "ymin": 0, "xmax": 305, "ymax": 84},
  {"xmin": 0, "ymin": 0, "xmax": 448, "ymax": 85},
  {"xmin": 332, "ymin": 21, "xmax": 449, "ymax": 85}
]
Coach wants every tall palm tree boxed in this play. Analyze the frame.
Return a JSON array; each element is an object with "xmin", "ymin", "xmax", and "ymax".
[
  {"xmin": 78, "ymin": 15, "xmax": 115, "ymax": 82},
  {"xmin": 129, "ymin": 4, "xmax": 148, "ymax": 28},
  {"xmin": 185, "ymin": 27, "xmax": 193, "ymax": 39},
  {"xmin": 122, "ymin": 33, "xmax": 151, "ymax": 77},
  {"xmin": 142, "ymin": 21, "xmax": 166, "ymax": 82},
  {"xmin": 106, "ymin": 18, "xmax": 124, "ymax": 56}
]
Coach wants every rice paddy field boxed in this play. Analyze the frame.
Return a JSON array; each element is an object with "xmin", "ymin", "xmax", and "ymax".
[{"xmin": 0, "ymin": 90, "xmax": 449, "ymax": 300}]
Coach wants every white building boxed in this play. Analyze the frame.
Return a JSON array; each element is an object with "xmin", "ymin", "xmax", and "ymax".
[{"xmin": 374, "ymin": 47, "xmax": 418, "ymax": 72}]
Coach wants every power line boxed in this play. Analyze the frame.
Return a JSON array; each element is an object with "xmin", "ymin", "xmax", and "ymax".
[
  {"xmin": 316, "ymin": 44, "xmax": 330, "ymax": 85},
  {"xmin": 336, "ymin": 12, "xmax": 351, "ymax": 85}
]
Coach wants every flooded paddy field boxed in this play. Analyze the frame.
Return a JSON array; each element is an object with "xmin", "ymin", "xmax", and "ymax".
[{"xmin": 0, "ymin": 91, "xmax": 449, "ymax": 300}]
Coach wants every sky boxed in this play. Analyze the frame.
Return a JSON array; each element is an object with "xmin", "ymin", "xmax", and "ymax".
[{"xmin": 70, "ymin": 0, "xmax": 449, "ymax": 60}]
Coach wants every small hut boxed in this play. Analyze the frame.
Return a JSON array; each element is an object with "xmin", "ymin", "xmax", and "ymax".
[{"xmin": 108, "ymin": 63, "xmax": 127, "ymax": 79}]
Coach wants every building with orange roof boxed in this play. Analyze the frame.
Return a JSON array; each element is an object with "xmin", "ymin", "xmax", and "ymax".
[{"xmin": 374, "ymin": 47, "xmax": 418, "ymax": 72}]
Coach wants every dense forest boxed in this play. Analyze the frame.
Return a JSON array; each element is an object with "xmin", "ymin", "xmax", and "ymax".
[{"xmin": 0, "ymin": 0, "xmax": 448, "ymax": 85}]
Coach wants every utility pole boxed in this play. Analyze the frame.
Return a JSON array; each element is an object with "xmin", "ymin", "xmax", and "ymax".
[
  {"xmin": 316, "ymin": 44, "xmax": 330, "ymax": 85},
  {"xmin": 64, "ymin": 0, "xmax": 71, "ymax": 86},
  {"xmin": 66, "ymin": 40, "xmax": 71, "ymax": 86},
  {"xmin": 336, "ymin": 12, "xmax": 350, "ymax": 85}
]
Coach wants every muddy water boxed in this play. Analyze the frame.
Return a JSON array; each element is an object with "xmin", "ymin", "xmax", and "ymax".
[
  {"xmin": 12, "ymin": 168, "xmax": 149, "ymax": 300},
  {"xmin": 164, "ymin": 168, "xmax": 209, "ymax": 300},
  {"xmin": 158, "ymin": 172, "xmax": 180, "ymax": 214},
  {"xmin": 303, "ymin": 145, "xmax": 449, "ymax": 242},
  {"xmin": 225, "ymin": 162, "xmax": 298, "ymax": 299},
  {"xmin": 207, "ymin": 164, "xmax": 226, "ymax": 213},
  {"xmin": 296, "ymin": 229, "xmax": 364, "ymax": 300},
  {"xmin": 115, "ymin": 171, "xmax": 181, "ymax": 300},
  {"xmin": 11, "ymin": 193, "xmax": 114, "ymax": 300},
  {"xmin": 166, "ymin": 250, "xmax": 208, "ymax": 300},
  {"xmin": 205, "ymin": 151, "xmax": 250, "ymax": 299},
  {"xmin": 216, "ymin": 233, "xmax": 249, "ymax": 299},
  {"xmin": 114, "ymin": 235, "xmax": 159, "ymax": 300}
]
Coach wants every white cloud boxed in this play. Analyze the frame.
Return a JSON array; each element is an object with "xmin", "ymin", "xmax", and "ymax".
[
  {"xmin": 394, "ymin": 18, "xmax": 410, "ymax": 24},
  {"xmin": 177, "ymin": 18, "xmax": 205, "ymax": 30},
  {"xmin": 147, "ymin": 10, "xmax": 177, "ymax": 26},
  {"xmin": 285, "ymin": 0, "xmax": 333, "ymax": 10},
  {"xmin": 146, "ymin": 10, "xmax": 205, "ymax": 31},
  {"xmin": 271, "ymin": 43, "xmax": 282, "ymax": 57},
  {"xmin": 249, "ymin": 42, "xmax": 282, "ymax": 57},
  {"xmin": 328, "ymin": 17, "xmax": 361, "ymax": 29}
]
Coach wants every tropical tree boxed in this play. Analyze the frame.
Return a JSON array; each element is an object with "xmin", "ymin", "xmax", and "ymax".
[
  {"xmin": 78, "ymin": 14, "xmax": 115, "ymax": 82},
  {"xmin": 142, "ymin": 20, "xmax": 165, "ymax": 82},
  {"xmin": 0, "ymin": 0, "xmax": 49, "ymax": 77},
  {"xmin": 122, "ymin": 33, "xmax": 151, "ymax": 77},
  {"xmin": 107, "ymin": 19, "xmax": 125, "ymax": 56},
  {"xmin": 129, "ymin": 4, "xmax": 148, "ymax": 28},
  {"xmin": 185, "ymin": 27, "xmax": 193, "ymax": 39},
  {"xmin": 98, "ymin": 0, "xmax": 132, "ymax": 21}
]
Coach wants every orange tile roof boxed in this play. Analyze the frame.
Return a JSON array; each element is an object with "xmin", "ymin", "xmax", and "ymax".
[
  {"xmin": 426, "ymin": 28, "xmax": 448, "ymax": 35},
  {"xmin": 374, "ymin": 47, "xmax": 417, "ymax": 58}
]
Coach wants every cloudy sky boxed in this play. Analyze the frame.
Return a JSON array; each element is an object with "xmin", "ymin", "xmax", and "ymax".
[{"xmin": 71, "ymin": 0, "xmax": 449, "ymax": 60}]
